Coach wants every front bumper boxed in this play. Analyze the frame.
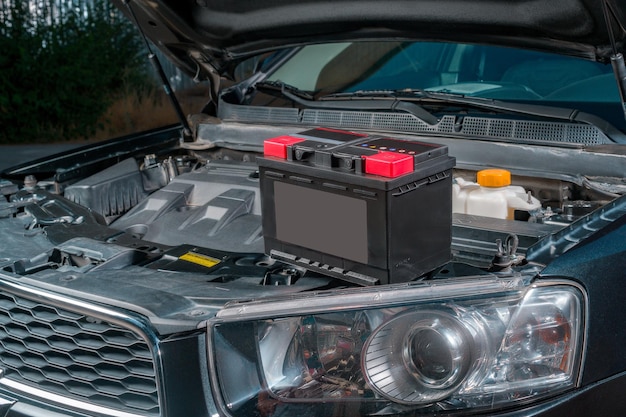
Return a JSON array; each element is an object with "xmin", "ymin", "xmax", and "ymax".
[{"xmin": 0, "ymin": 369, "xmax": 625, "ymax": 417}]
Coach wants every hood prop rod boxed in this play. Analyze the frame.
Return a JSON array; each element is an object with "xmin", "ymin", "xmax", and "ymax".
[
  {"xmin": 603, "ymin": 0, "xmax": 626, "ymax": 123},
  {"xmin": 123, "ymin": 0, "xmax": 193, "ymax": 142}
]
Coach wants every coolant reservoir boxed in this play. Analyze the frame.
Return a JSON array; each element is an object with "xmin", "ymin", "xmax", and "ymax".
[{"xmin": 453, "ymin": 169, "xmax": 541, "ymax": 219}]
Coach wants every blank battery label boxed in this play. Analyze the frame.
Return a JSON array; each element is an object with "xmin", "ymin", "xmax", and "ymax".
[{"xmin": 274, "ymin": 181, "xmax": 368, "ymax": 264}]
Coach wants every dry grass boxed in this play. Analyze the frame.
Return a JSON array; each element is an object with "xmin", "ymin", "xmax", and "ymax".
[{"xmin": 87, "ymin": 85, "xmax": 211, "ymax": 141}]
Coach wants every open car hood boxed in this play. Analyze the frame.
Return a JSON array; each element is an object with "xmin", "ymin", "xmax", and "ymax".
[{"xmin": 112, "ymin": 0, "xmax": 626, "ymax": 79}]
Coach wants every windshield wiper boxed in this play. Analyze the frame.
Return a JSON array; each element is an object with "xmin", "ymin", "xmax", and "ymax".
[
  {"xmin": 255, "ymin": 80, "xmax": 316, "ymax": 101},
  {"xmin": 321, "ymin": 89, "xmax": 626, "ymax": 143},
  {"xmin": 254, "ymin": 82, "xmax": 439, "ymax": 125},
  {"xmin": 323, "ymin": 88, "xmax": 592, "ymax": 121},
  {"xmin": 320, "ymin": 88, "xmax": 430, "ymax": 100},
  {"xmin": 255, "ymin": 82, "xmax": 626, "ymax": 143},
  {"xmin": 321, "ymin": 88, "xmax": 590, "ymax": 122}
]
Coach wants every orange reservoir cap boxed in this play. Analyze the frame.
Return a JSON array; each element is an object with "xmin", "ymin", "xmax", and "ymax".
[{"xmin": 477, "ymin": 168, "xmax": 511, "ymax": 187}]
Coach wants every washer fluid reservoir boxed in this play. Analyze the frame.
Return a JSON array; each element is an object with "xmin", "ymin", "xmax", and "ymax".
[{"xmin": 453, "ymin": 169, "xmax": 541, "ymax": 219}]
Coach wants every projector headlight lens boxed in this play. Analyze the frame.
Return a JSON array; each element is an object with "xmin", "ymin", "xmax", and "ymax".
[
  {"xmin": 363, "ymin": 310, "xmax": 475, "ymax": 404},
  {"xmin": 209, "ymin": 278, "xmax": 584, "ymax": 416}
]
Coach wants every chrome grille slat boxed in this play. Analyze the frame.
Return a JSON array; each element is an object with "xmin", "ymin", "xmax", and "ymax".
[{"xmin": 0, "ymin": 291, "xmax": 160, "ymax": 416}]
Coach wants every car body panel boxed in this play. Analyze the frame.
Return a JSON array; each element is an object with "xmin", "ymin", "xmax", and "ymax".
[
  {"xmin": 111, "ymin": 0, "xmax": 626, "ymax": 78},
  {"xmin": 0, "ymin": 2, "xmax": 625, "ymax": 416}
]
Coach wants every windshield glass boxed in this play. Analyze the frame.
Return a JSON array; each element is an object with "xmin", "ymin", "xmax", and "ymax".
[
  {"xmin": 264, "ymin": 41, "xmax": 624, "ymax": 129},
  {"xmin": 267, "ymin": 41, "xmax": 617, "ymax": 101}
]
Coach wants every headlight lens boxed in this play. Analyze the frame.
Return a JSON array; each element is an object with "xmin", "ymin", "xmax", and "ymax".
[
  {"xmin": 209, "ymin": 278, "xmax": 584, "ymax": 416},
  {"xmin": 363, "ymin": 309, "xmax": 476, "ymax": 404}
]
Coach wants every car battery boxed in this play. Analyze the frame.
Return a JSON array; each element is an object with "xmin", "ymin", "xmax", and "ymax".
[{"xmin": 258, "ymin": 128, "xmax": 456, "ymax": 285}]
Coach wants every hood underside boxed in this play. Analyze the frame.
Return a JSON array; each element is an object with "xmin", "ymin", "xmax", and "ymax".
[{"xmin": 113, "ymin": 0, "xmax": 626, "ymax": 78}]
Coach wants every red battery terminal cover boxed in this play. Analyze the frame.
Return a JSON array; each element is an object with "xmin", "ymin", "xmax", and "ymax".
[
  {"xmin": 264, "ymin": 136, "xmax": 306, "ymax": 159},
  {"xmin": 363, "ymin": 151, "xmax": 414, "ymax": 178}
]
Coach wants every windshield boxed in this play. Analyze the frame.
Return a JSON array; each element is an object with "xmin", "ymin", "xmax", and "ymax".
[{"xmin": 264, "ymin": 41, "xmax": 624, "ymax": 129}]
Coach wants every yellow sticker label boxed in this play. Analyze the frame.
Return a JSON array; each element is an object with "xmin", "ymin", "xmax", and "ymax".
[{"xmin": 179, "ymin": 252, "xmax": 221, "ymax": 268}]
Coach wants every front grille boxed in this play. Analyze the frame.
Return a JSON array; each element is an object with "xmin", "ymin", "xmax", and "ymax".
[{"xmin": 0, "ymin": 290, "xmax": 160, "ymax": 416}]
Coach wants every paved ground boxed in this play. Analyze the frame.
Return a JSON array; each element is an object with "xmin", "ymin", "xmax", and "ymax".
[{"xmin": 0, "ymin": 144, "xmax": 81, "ymax": 172}]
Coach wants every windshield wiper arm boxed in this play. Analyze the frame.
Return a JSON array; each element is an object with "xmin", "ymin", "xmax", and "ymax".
[
  {"xmin": 324, "ymin": 89, "xmax": 626, "ymax": 143},
  {"xmin": 320, "ymin": 88, "xmax": 429, "ymax": 100},
  {"xmin": 263, "ymin": 83, "xmax": 438, "ymax": 125},
  {"xmin": 326, "ymin": 88, "xmax": 591, "ymax": 120},
  {"xmin": 320, "ymin": 87, "xmax": 597, "ymax": 127},
  {"xmin": 327, "ymin": 88, "xmax": 600, "ymax": 122},
  {"xmin": 255, "ymin": 80, "xmax": 316, "ymax": 101}
]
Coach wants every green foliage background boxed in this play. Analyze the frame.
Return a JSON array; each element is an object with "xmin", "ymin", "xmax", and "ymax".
[{"xmin": 0, "ymin": 0, "xmax": 153, "ymax": 142}]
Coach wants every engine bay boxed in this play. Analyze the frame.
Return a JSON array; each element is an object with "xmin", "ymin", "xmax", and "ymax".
[{"xmin": 0, "ymin": 123, "xmax": 624, "ymax": 327}]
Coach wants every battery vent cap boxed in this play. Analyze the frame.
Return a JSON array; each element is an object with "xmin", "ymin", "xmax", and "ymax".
[
  {"xmin": 363, "ymin": 152, "xmax": 414, "ymax": 178},
  {"xmin": 264, "ymin": 136, "xmax": 305, "ymax": 159}
]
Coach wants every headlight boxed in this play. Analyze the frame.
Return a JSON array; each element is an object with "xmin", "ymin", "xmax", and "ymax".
[{"xmin": 208, "ymin": 277, "xmax": 584, "ymax": 416}]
